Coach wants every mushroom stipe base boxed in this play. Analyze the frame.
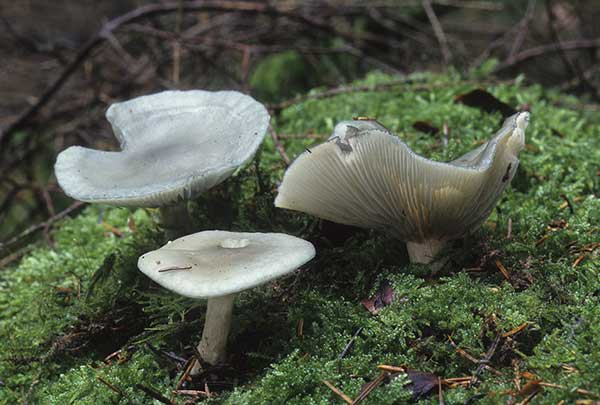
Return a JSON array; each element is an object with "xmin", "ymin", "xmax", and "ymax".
[
  {"xmin": 405, "ymin": 239, "xmax": 446, "ymax": 265},
  {"xmin": 192, "ymin": 293, "xmax": 236, "ymax": 374},
  {"xmin": 159, "ymin": 203, "xmax": 193, "ymax": 241}
]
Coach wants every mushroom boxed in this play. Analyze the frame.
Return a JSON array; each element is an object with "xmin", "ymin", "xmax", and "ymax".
[
  {"xmin": 275, "ymin": 112, "xmax": 530, "ymax": 265},
  {"xmin": 55, "ymin": 90, "xmax": 269, "ymax": 239},
  {"xmin": 137, "ymin": 230, "xmax": 315, "ymax": 373}
]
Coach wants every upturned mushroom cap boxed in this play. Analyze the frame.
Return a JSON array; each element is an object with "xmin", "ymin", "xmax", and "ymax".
[
  {"xmin": 137, "ymin": 231, "xmax": 316, "ymax": 298},
  {"xmin": 275, "ymin": 112, "xmax": 529, "ymax": 242},
  {"xmin": 55, "ymin": 90, "xmax": 269, "ymax": 207}
]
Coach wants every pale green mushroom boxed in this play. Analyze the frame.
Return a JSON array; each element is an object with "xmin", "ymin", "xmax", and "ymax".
[
  {"xmin": 55, "ymin": 90, "xmax": 269, "ymax": 239},
  {"xmin": 137, "ymin": 230, "xmax": 315, "ymax": 373},
  {"xmin": 275, "ymin": 112, "xmax": 529, "ymax": 265}
]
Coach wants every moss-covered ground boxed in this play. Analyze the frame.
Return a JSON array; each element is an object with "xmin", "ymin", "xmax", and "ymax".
[{"xmin": 1, "ymin": 71, "xmax": 598, "ymax": 404}]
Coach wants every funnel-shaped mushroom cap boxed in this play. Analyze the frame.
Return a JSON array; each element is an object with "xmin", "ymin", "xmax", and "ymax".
[
  {"xmin": 138, "ymin": 231, "xmax": 316, "ymax": 298},
  {"xmin": 55, "ymin": 90, "xmax": 269, "ymax": 207},
  {"xmin": 275, "ymin": 112, "xmax": 529, "ymax": 242}
]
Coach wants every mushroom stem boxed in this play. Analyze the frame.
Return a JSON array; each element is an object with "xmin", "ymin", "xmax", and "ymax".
[
  {"xmin": 159, "ymin": 202, "xmax": 192, "ymax": 240},
  {"xmin": 191, "ymin": 293, "xmax": 236, "ymax": 374},
  {"xmin": 405, "ymin": 239, "xmax": 446, "ymax": 264}
]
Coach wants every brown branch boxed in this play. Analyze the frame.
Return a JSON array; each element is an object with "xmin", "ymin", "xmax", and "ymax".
[
  {"xmin": 322, "ymin": 380, "xmax": 353, "ymax": 404},
  {"xmin": 269, "ymin": 125, "xmax": 291, "ymax": 166},
  {"xmin": 0, "ymin": 201, "xmax": 86, "ymax": 252},
  {"xmin": 134, "ymin": 384, "xmax": 174, "ymax": 405},
  {"xmin": 471, "ymin": 332, "xmax": 503, "ymax": 384},
  {"xmin": 422, "ymin": 0, "xmax": 453, "ymax": 64},
  {"xmin": 496, "ymin": 38, "xmax": 600, "ymax": 71},
  {"xmin": 269, "ymin": 78, "xmax": 413, "ymax": 113},
  {"xmin": 545, "ymin": 0, "xmax": 599, "ymax": 101},
  {"xmin": 448, "ymin": 337, "xmax": 502, "ymax": 376},
  {"xmin": 507, "ymin": 0, "xmax": 537, "ymax": 60},
  {"xmin": 0, "ymin": 0, "xmax": 379, "ymax": 148}
]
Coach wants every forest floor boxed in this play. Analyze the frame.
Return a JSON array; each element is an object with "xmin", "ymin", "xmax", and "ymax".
[{"xmin": 1, "ymin": 70, "xmax": 598, "ymax": 404}]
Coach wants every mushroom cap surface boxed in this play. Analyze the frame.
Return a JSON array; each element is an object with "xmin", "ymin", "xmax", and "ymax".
[
  {"xmin": 137, "ymin": 231, "xmax": 316, "ymax": 298},
  {"xmin": 275, "ymin": 112, "xmax": 529, "ymax": 242},
  {"xmin": 55, "ymin": 90, "xmax": 269, "ymax": 207}
]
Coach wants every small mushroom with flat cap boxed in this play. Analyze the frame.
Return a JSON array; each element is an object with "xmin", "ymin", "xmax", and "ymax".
[
  {"xmin": 137, "ymin": 230, "xmax": 315, "ymax": 373},
  {"xmin": 275, "ymin": 112, "xmax": 530, "ymax": 265},
  {"xmin": 55, "ymin": 90, "xmax": 269, "ymax": 239}
]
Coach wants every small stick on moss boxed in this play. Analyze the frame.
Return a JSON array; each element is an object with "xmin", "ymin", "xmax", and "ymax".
[
  {"xmin": 338, "ymin": 327, "xmax": 363, "ymax": 359},
  {"xmin": 377, "ymin": 364, "xmax": 406, "ymax": 373},
  {"xmin": 297, "ymin": 319, "xmax": 304, "ymax": 337},
  {"xmin": 322, "ymin": 380, "xmax": 353, "ymax": 404},
  {"xmin": 104, "ymin": 348, "xmax": 123, "ymax": 364},
  {"xmin": 135, "ymin": 384, "xmax": 173, "ymax": 404},
  {"xmin": 502, "ymin": 322, "xmax": 528, "ymax": 338},
  {"xmin": 535, "ymin": 234, "xmax": 549, "ymax": 246},
  {"xmin": 352, "ymin": 372, "xmax": 387, "ymax": 404},
  {"xmin": 471, "ymin": 332, "xmax": 503, "ymax": 385},
  {"xmin": 0, "ymin": 201, "xmax": 85, "ymax": 252},
  {"xmin": 438, "ymin": 377, "xmax": 445, "ymax": 405},
  {"xmin": 442, "ymin": 376, "xmax": 472, "ymax": 387},
  {"xmin": 269, "ymin": 125, "xmax": 290, "ymax": 166},
  {"xmin": 96, "ymin": 375, "xmax": 124, "ymax": 396},
  {"xmin": 176, "ymin": 357, "xmax": 196, "ymax": 390},
  {"xmin": 560, "ymin": 194, "xmax": 575, "ymax": 214},
  {"xmin": 572, "ymin": 253, "xmax": 587, "ymax": 268},
  {"xmin": 127, "ymin": 216, "xmax": 137, "ymax": 233},
  {"xmin": 0, "ymin": 244, "xmax": 36, "ymax": 268},
  {"xmin": 173, "ymin": 389, "xmax": 209, "ymax": 397},
  {"xmin": 494, "ymin": 259, "xmax": 511, "ymax": 282},
  {"xmin": 101, "ymin": 222, "xmax": 123, "ymax": 237},
  {"xmin": 448, "ymin": 337, "xmax": 502, "ymax": 376},
  {"xmin": 506, "ymin": 217, "xmax": 513, "ymax": 239},
  {"xmin": 442, "ymin": 121, "xmax": 450, "ymax": 149},
  {"xmin": 516, "ymin": 390, "xmax": 539, "ymax": 405},
  {"xmin": 537, "ymin": 382, "xmax": 600, "ymax": 398}
]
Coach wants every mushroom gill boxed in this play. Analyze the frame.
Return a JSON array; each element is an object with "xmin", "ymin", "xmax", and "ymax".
[{"xmin": 275, "ymin": 112, "xmax": 530, "ymax": 264}]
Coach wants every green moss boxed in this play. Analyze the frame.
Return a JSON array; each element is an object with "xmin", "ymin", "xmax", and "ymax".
[
  {"xmin": 1, "ymin": 70, "xmax": 598, "ymax": 404},
  {"xmin": 250, "ymin": 51, "xmax": 320, "ymax": 103}
]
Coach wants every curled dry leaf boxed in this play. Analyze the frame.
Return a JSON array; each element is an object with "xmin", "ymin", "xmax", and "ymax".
[
  {"xmin": 454, "ymin": 88, "xmax": 517, "ymax": 118},
  {"xmin": 412, "ymin": 121, "xmax": 440, "ymax": 135},
  {"xmin": 361, "ymin": 279, "xmax": 395, "ymax": 315},
  {"xmin": 356, "ymin": 368, "xmax": 440, "ymax": 402}
]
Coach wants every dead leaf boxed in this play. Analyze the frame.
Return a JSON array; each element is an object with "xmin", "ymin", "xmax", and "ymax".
[
  {"xmin": 356, "ymin": 368, "xmax": 440, "ymax": 402},
  {"xmin": 454, "ymin": 89, "xmax": 517, "ymax": 118},
  {"xmin": 361, "ymin": 279, "xmax": 395, "ymax": 315},
  {"xmin": 518, "ymin": 380, "xmax": 543, "ymax": 397},
  {"xmin": 405, "ymin": 369, "xmax": 440, "ymax": 399},
  {"xmin": 412, "ymin": 121, "xmax": 440, "ymax": 135}
]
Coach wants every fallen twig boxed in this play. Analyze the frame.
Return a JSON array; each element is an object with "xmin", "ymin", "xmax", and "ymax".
[
  {"xmin": 448, "ymin": 337, "xmax": 502, "ymax": 376},
  {"xmin": 422, "ymin": 0, "xmax": 452, "ymax": 63},
  {"xmin": 471, "ymin": 332, "xmax": 503, "ymax": 384},
  {"xmin": 339, "ymin": 327, "xmax": 363, "ymax": 359},
  {"xmin": 135, "ymin": 383, "xmax": 174, "ymax": 404},
  {"xmin": 496, "ymin": 38, "xmax": 600, "ymax": 71},
  {"xmin": 97, "ymin": 375, "xmax": 125, "ymax": 396},
  {"xmin": 269, "ymin": 125, "xmax": 291, "ymax": 165},
  {"xmin": 0, "ymin": 201, "xmax": 85, "ymax": 252},
  {"xmin": 0, "ymin": 0, "xmax": 380, "ymax": 147},
  {"xmin": 322, "ymin": 380, "xmax": 353, "ymax": 404},
  {"xmin": 352, "ymin": 372, "xmax": 387, "ymax": 404}
]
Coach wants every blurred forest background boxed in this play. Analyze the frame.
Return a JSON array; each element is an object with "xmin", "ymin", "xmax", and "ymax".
[{"xmin": 1, "ymin": 0, "xmax": 600, "ymax": 264}]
